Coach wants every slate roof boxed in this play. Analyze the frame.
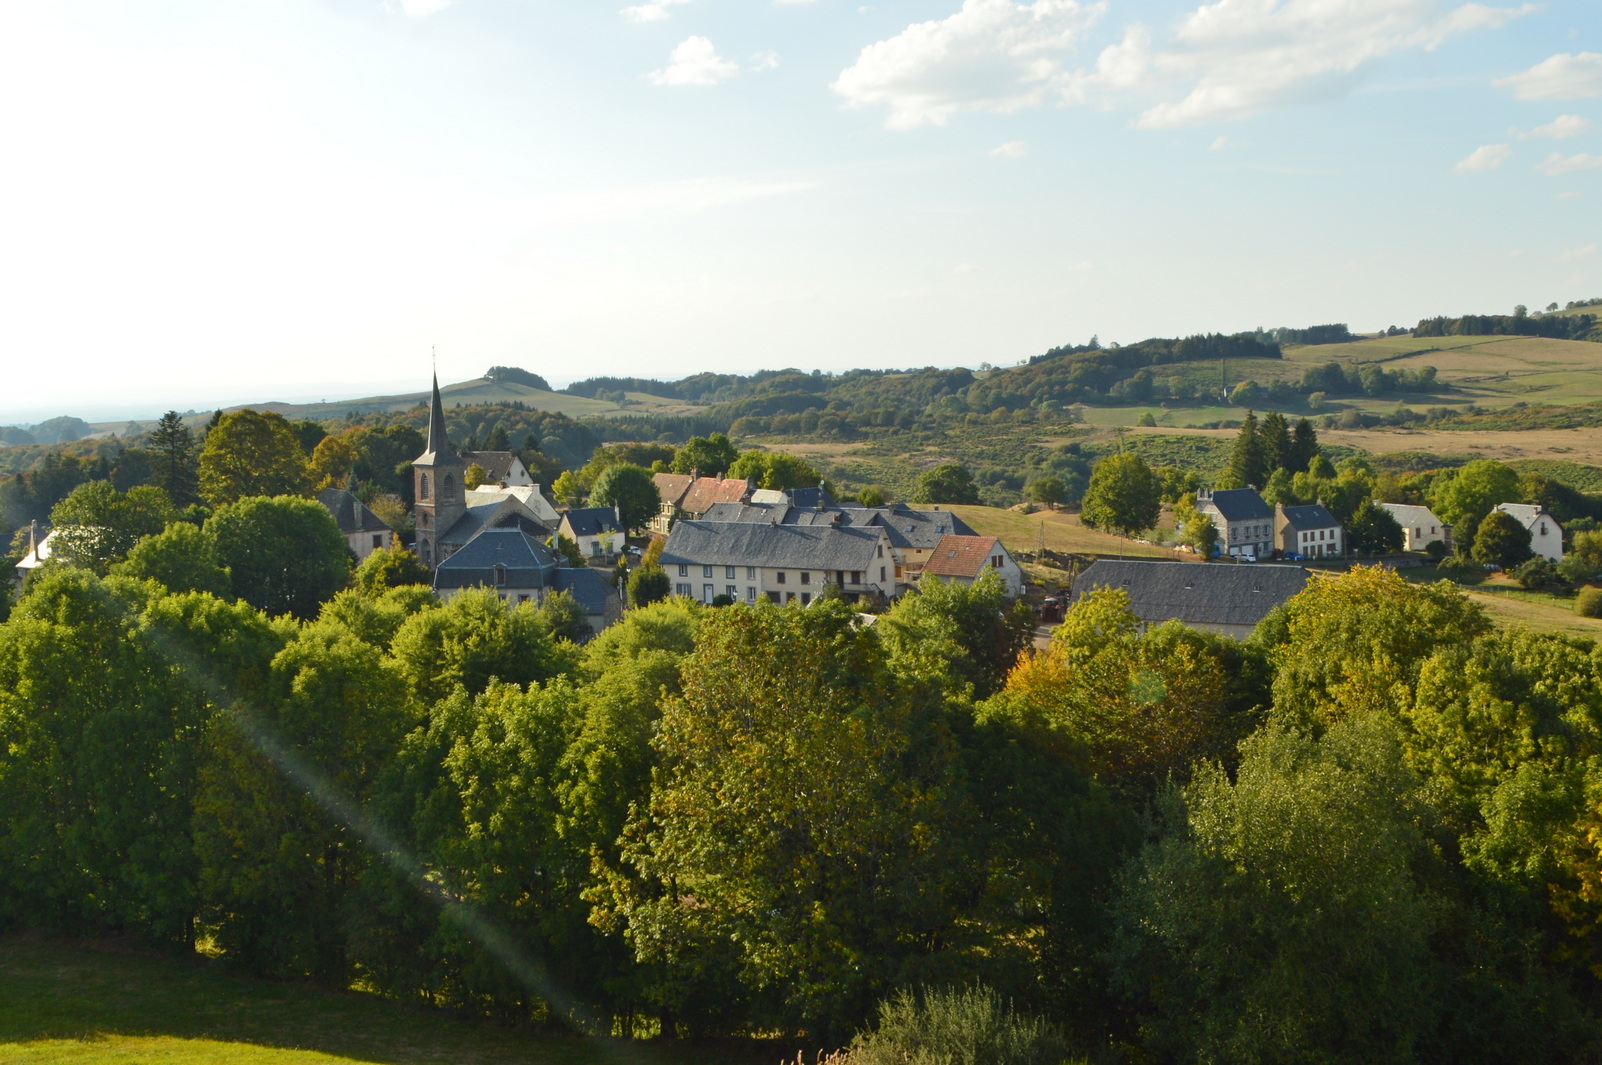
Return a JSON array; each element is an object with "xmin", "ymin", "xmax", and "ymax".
[
  {"xmin": 1378, "ymin": 503, "xmax": 1446, "ymax": 528},
  {"xmin": 414, "ymin": 373, "xmax": 460, "ymax": 466},
  {"xmin": 1494, "ymin": 503, "xmax": 1559, "ymax": 530},
  {"xmin": 660, "ymin": 520, "xmax": 885, "ymax": 572},
  {"xmin": 561, "ymin": 506, "xmax": 623, "ymax": 538},
  {"xmin": 1070, "ymin": 560, "xmax": 1309, "ymax": 630},
  {"xmin": 318, "ymin": 488, "xmax": 392, "ymax": 536},
  {"xmin": 552, "ymin": 567, "xmax": 618, "ymax": 616},
  {"xmin": 696, "ymin": 501, "xmax": 972, "ymax": 550},
  {"xmin": 441, "ymin": 497, "xmax": 553, "ymax": 547},
  {"xmin": 1277, "ymin": 503, "xmax": 1341, "ymax": 531},
  {"xmin": 459, "ymin": 450, "xmax": 518, "ymax": 484},
  {"xmin": 922, "ymin": 535, "xmax": 1002, "ymax": 579},
  {"xmin": 1202, "ymin": 488, "xmax": 1273, "ymax": 522},
  {"xmin": 433, "ymin": 528, "xmax": 559, "ymax": 591}
]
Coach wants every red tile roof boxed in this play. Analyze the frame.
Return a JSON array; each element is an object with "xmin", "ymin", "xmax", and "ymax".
[
  {"xmin": 922, "ymin": 535, "xmax": 1002, "ymax": 579},
  {"xmin": 680, "ymin": 476, "xmax": 751, "ymax": 515}
]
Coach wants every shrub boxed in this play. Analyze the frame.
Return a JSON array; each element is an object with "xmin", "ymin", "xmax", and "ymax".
[
  {"xmin": 840, "ymin": 985, "xmax": 1077, "ymax": 1065},
  {"xmin": 1576, "ymin": 587, "xmax": 1602, "ymax": 618},
  {"xmin": 1513, "ymin": 557, "xmax": 1566, "ymax": 592},
  {"xmin": 1424, "ymin": 540, "xmax": 1449, "ymax": 561}
]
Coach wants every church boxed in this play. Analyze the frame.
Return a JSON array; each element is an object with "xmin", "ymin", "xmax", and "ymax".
[{"xmin": 412, "ymin": 374, "xmax": 622, "ymax": 636}]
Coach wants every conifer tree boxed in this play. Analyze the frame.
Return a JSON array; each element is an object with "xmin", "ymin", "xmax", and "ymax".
[
  {"xmin": 148, "ymin": 411, "xmax": 200, "ymax": 507},
  {"xmin": 1227, "ymin": 411, "xmax": 1267, "ymax": 489}
]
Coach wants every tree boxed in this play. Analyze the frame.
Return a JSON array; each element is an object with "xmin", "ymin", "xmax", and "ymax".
[
  {"xmin": 549, "ymin": 533, "xmax": 585, "ymax": 568},
  {"xmin": 147, "ymin": 411, "xmax": 200, "ymax": 506},
  {"xmin": 198, "ymin": 410, "xmax": 312, "ymax": 506},
  {"xmin": 48, "ymin": 482, "xmax": 177, "ymax": 575},
  {"xmin": 351, "ymin": 542, "xmax": 431, "ymax": 595},
  {"xmin": 1227, "ymin": 411, "xmax": 1267, "ymax": 489},
  {"xmin": 551, "ymin": 470, "xmax": 584, "ymax": 508},
  {"xmin": 1287, "ymin": 418, "xmax": 1320, "ymax": 474},
  {"xmin": 1080, "ymin": 453, "xmax": 1161, "ymax": 539},
  {"xmin": 463, "ymin": 463, "xmax": 488, "ymax": 490},
  {"xmin": 388, "ymin": 588, "xmax": 576, "ymax": 706},
  {"xmin": 589, "ymin": 464, "xmax": 659, "ymax": 533},
  {"xmin": 307, "ymin": 434, "xmax": 359, "ymax": 492},
  {"xmin": 627, "ymin": 563, "xmax": 671, "ymax": 607},
  {"xmin": 110, "ymin": 521, "xmax": 231, "ymax": 597},
  {"xmin": 1174, "ymin": 496, "xmax": 1219, "ymax": 556},
  {"xmin": 670, "ymin": 433, "xmax": 740, "ymax": 476},
  {"xmin": 856, "ymin": 485, "xmax": 887, "ymax": 508},
  {"xmin": 1472, "ymin": 510, "xmax": 1535, "ymax": 570},
  {"xmin": 1347, "ymin": 499, "xmax": 1403, "ymax": 555},
  {"xmin": 729, "ymin": 450, "xmax": 823, "ymax": 491},
  {"xmin": 1258, "ymin": 411, "xmax": 1290, "ymax": 474},
  {"xmin": 205, "ymin": 496, "xmax": 352, "ymax": 619},
  {"xmin": 878, "ymin": 569, "xmax": 1035, "ymax": 701},
  {"xmin": 1431, "ymin": 460, "xmax": 1519, "ymax": 548},
  {"xmin": 1025, "ymin": 476, "xmax": 1067, "ymax": 507},
  {"xmin": 912, "ymin": 463, "xmax": 981, "ymax": 506},
  {"xmin": 538, "ymin": 588, "xmax": 593, "ymax": 643}
]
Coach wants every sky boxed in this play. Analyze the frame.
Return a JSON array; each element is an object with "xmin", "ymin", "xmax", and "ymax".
[{"xmin": 1, "ymin": 0, "xmax": 1599, "ymax": 423}]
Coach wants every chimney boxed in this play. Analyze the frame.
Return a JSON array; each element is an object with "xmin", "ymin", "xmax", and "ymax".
[
  {"xmin": 614, "ymin": 503, "xmax": 622, "ymax": 528},
  {"xmin": 690, "ymin": 466, "xmax": 699, "ymax": 482},
  {"xmin": 816, "ymin": 480, "xmax": 826, "ymax": 511}
]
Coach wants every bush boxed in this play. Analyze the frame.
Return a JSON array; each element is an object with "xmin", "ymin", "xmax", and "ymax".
[
  {"xmin": 1424, "ymin": 539, "xmax": 1449, "ymax": 561},
  {"xmin": 1512, "ymin": 557, "xmax": 1567, "ymax": 592},
  {"xmin": 840, "ymin": 986, "xmax": 1077, "ymax": 1065},
  {"xmin": 1576, "ymin": 587, "xmax": 1602, "ymax": 618}
]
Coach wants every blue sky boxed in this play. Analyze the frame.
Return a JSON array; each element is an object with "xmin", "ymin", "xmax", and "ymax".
[{"xmin": 1, "ymin": 0, "xmax": 1599, "ymax": 421}]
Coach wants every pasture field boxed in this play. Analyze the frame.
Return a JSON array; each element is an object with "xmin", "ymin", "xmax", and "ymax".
[
  {"xmin": 944, "ymin": 504, "xmax": 1181, "ymax": 560},
  {"xmin": 0, "ymin": 936, "xmax": 769, "ymax": 1065}
]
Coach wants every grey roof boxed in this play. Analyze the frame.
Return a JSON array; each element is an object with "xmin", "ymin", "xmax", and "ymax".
[
  {"xmin": 661, "ymin": 520, "xmax": 885, "ymax": 572},
  {"xmin": 696, "ymin": 500, "xmax": 972, "ymax": 551},
  {"xmin": 1202, "ymin": 488, "xmax": 1273, "ymax": 522},
  {"xmin": 414, "ymin": 373, "xmax": 460, "ymax": 466},
  {"xmin": 1070, "ymin": 559, "xmax": 1309, "ymax": 630},
  {"xmin": 441, "ymin": 497, "xmax": 553, "ymax": 547},
  {"xmin": 317, "ymin": 488, "xmax": 392, "ymax": 536},
  {"xmin": 1494, "ymin": 503, "xmax": 1559, "ymax": 530},
  {"xmin": 553, "ymin": 567, "xmax": 618, "ymax": 616},
  {"xmin": 433, "ymin": 529, "xmax": 558, "ymax": 591},
  {"xmin": 1277, "ymin": 503, "xmax": 1340, "ymax": 531},
  {"xmin": 459, "ymin": 450, "xmax": 519, "ymax": 484},
  {"xmin": 1378, "ymin": 502, "xmax": 1446, "ymax": 528},
  {"xmin": 561, "ymin": 506, "xmax": 624, "ymax": 538},
  {"xmin": 787, "ymin": 486, "xmax": 836, "ymax": 510}
]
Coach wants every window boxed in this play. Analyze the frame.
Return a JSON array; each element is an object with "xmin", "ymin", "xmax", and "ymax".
[
  {"xmin": 443, "ymin": 474, "xmax": 454, "ymax": 496},
  {"xmin": 746, "ymin": 587, "xmax": 756, "ymax": 602},
  {"xmin": 676, "ymin": 582, "xmax": 692, "ymax": 596},
  {"xmin": 851, "ymin": 571, "xmax": 862, "ymax": 584},
  {"xmin": 591, "ymin": 542, "xmax": 602, "ymax": 556},
  {"xmin": 746, "ymin": 566, "xmax": 756, "ymax": 580},
  {"xmin": 767, "ymin": 591, "xmax": 781, "ymax": 604},
  {"xmin": 877, "ymin": 545, "xmax": 884, "ymax": 557},
  {"xmin": 880, "ymin": 566, "xmax": 886, "ymax": 581},
  {"xmin": 895, "ymin": 565, "xmax": 903, "ymax": 579},
  {"xmin": 726, "ymin": 585, "xmax": 737, "ymax": 598},
  {"xmin": 678, "ymin": 563, "xmax": 688, "ymax": 577},
  {"xmin": 494, "ymin": 564, "xmax": 506, "ymax": 587},
  {"xmin": 800, "ymin": 592, "xmax": 811, "ymax": 606},
  {"xmin": 777, "ymin": 571, "xmax": 787, "ymax": 584},
  {"xmin": 372, "ymin": 534, "xmax": 383, "ymax": 549},
  {"xmin": 726, "ymin": 566, "xmax": 736, "ymax": 579},
  {"xmin": 420, "ymin": 474, "xmax": 430, "ymax": 500},
  {"xmin": 703, "ymin": 565, "xmax": 713, "ymax": 578},
  {"xmin": 800, "ymin": 571, "xmax": 810, "ymax": 585},
  {"xmin": 991, "ymin": 555, "xmax": 1002, "ymax": 568}
]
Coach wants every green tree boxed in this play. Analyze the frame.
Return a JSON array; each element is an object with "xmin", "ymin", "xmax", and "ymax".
[
  {"xmin": 728, "ymin": 450, "xmax": 824, "ymax": 491},
  {"xmin": 110, "ymin": 521, "xmax": 231, "ymax": 597},
  {"xmin": 1287, "ymin": 417, "xmax": 1320, "ymax": 474},
  {"xmin": 1348, "ymin": 498, "xmax": 1403, "ymax": 555},
  {"xmin": 627, "ymin": 563, "xmax": 671, "ymax": 607},
  {"xmin": 1025, "ymin": 475, "xmax": 1067, "ymax": 507},
  {"xmin": 1431, "ymin": 460, "xmax": 1519, "ymax": 548},
  {"xmin": 670, "ymin": 433, "xmax": 740, "ymax": 476},
  {"xmin": 388, "ymin": 588, "xmax": 576, "ymax": 706},
  {"xmin": 856, "ymin": 485, "xmax": 887, "ymax": 508},
  {"xmin": 551, "ymin": 469, "xmax": 584, "ymax": 508},
  {"xmin": 206, "ymin": 496, "xmax": 352, "ymax": 619},
  {"xmin": 537, "ymin": 588, "xmax": 592, "ymax": 643},
  {"xmin": 911, "ymin": 463, "xmax": 981, "ymax": 506},
  {"xmin": 198, "ymin": 410, "xmax": 312, "ymax": 506},
  {"xmin": 1258, "ymin": 410, "xmax": 1290, "ymax": 474},
  {"xmin": 1174, "ymin": 496, "xmax": 1219, "ymax": 556},
  {"xmin": 1259, "ymin": 467, "xmax": 1297, "ymax": 507},
  {"xmin": 549, "ymin": 533, "xmax": 585, "ymax": 568},
  {"xmin": 48, "ymin": 482, "xmax": 177, "ymax": 575},
  {"xmin": 878, "ymin": 570, "xmax": 1035, "ymax": 701},
  {"xmin": 1080, "ymin": 453, "xmax": 1161, "ymax": 539},
  {"xmin": 589, "ymin": 464, "xmax": 659, "ymax": 534},
  {"xmin": 351, "ymin": 542, "xmax": 431, "ymax": 596},
  {"xmin": 1472, "ymin": 510, "xmax": 1536, "ymax": 570},
  {"xmin": 1227, "ymin": 410, "xmax": 1267, "ymax": 489},
  {"xmin": 147, "ymin": 411, "xmax": 200, "ymax": 507}
]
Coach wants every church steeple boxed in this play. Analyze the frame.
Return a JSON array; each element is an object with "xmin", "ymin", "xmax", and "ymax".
[{"xmin": 413, "ymin": 368, "xmax": 467, "ymax": 569}]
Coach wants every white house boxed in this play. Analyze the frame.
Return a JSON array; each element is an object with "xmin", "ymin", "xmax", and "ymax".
[
  {"xmin": 1197, "ymin": 488, "xmax": 1275, "ymax": 560},
  {"xmin": 919, "ymin": 535, "xmax": 1026, "ymax": 598},
  {"xmin": 558, "ymin": 506, "xmax": 626, "ymax": 563},
  {"xmin": 1274, "ymin": 503, "xmax": 1344, "ymax": 560},
  {"xmin": 459, "ymin": 450, "xmax": 535, "ymax": 488},
  {"xmin": 1377, "ymin": 503, "xmax": 1451, "ymax": 553},
  {"xmin": 1493, "ymin": 503, "xmax": 1564, "ymax": 562},
  {"xmin": 659, "ymin": 519, "xmax": 899, "ymax": 605},
  {"xmin": 317, "ymin": 487, "xmax": 394, "ymax": 561}
]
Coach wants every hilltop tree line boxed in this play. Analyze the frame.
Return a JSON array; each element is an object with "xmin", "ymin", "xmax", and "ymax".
[
  {"xmin": 1416, "ymin": 308, "xmax": 1602, "ymax": 341},
  {"xmin": 8, "ymin": 528, "xmax": 1602, "ymax": 1061}
]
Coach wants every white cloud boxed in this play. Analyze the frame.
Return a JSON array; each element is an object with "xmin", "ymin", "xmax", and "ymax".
[
  {"xmin": 751, "ymin": 51, "xmax": 781, "ymax": 71},
  {"xmin": 1536, "ymin": 151, "xmax": 1602, "ymax": 176},
  {"xmin": 398, "ymin": 0, "xmax": 453, "ymax": 15},
  {"xmin": 1514, "ymin": 114, "xmax": 1594, "ymax": 139},
  {"xmin": 1557, "ymin": 243, "xmax": 1597, "ymax": 261},
  {"xmin": 1209, "ymin": 135, "xmax": 1227, "ymax": 149},
  {"xmin": 1495, "ymin": 52, "xmax": 1602, "ymax": 100},
  {"xmin": 623, "ymin": 0, "xmax": 691, "ymax": 22},
  {"xmin": 1555, "ymin": 190, "xmax": 1583, "ymax": 200},
  {"xmin": 649, "ymin": 36, "xmax": 740, "ymax": 86},
  {"xmin": 832, "ymin": 0, "xmax": 1100, "ymax": 129},
  {"xmin": 1454, "ymin": 143, "xmax": 1511, "ymax": 173},
  {"xmin": 991, "ymin": 140, "xmax": 1029, "ymax": 157},
  {"xmin": 1137, "ymin": 0, "xmax": 1535, "ymax": 129}
]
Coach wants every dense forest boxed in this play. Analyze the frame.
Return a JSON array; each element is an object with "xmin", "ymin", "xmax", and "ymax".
[{"xmin": 7, "ymin": 540, "xmax": 1602, "ymax": 1062}]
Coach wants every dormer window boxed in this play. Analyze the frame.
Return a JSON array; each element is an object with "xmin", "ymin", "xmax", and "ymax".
[{"xmin": 494, "ymin": 564, "xmax": 506, "ymax": 587}]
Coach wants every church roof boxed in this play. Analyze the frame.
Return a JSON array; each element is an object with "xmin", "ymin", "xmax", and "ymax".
[
  {"xmin": 414, "ymin": 373, "xmax": 460, "ymax": 467},
  {"xmin": 432, "ymin": 529, "xmax": 559, "ymax": 591},
  {"xmin": 317, "ymin": 488, "xmax": 392, "ymax": 536}
]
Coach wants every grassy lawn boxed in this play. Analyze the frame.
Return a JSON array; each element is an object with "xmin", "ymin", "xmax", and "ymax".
[
  {"xmin": 1395, "ymin": 571, "xmax": 1602, "ymax": 640},
  {"xmin": 945, "ymin": 505, "xmax": 1182, "ymax": 560},
  {"xmin": 0, "ymin": 935, "xmax": 773, "ymax": 1065}
]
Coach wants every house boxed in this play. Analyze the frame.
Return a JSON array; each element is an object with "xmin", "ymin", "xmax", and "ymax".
[
  {"xmin": 458, "ymin": 450, "xmax": 534, "ymax": 488},
  {"xmin": 699, "ymin": 499, "xmax": 976, "ymax": 584},
  {"xmin": 1493, "ymin": 503, "xmax": 1564, "ymax": 562},
  {"xmin": 1274, "ymin": 502, "xmax": 1343, "ymax": 560},
  {"xmin": 317, "ymin": 487, "xmax": 394, "ymax": 561},
  {"xmin": 1196, "ymin": 488, "xmax": 1275, "ymax": 560},
  {"xmin": 650, "ymin": 471, "xmax": 754, "ymax": 534},
  {"xmin": 1377, "ymin": 503, "xmax": 1451, "ymax": 553},
  {"xmin": 559, "ymin": 506, "xmax": 626, "ymax": 563},
  {"xmin": 431, "ymin": 528, "xmax": 623, "ymax": 637},
  {"xmin": 1069, "ymin": 559, "xmax": 1309, "ymax": 639},
  {"xmin": 920, "ymin": 535, "xmax": 1025, "ymax": 598},
  {"xmin": 11, "ymin": 520, "xmax": 52, "ymax": 587},
  {"xmin": 659, "ymin": 520, "xmax": 898, "ymax": 605}
]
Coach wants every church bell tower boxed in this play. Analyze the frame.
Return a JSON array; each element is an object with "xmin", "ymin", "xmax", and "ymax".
[{"xmin": 413, "ymin": 372, "xmax": 467, "ymax": 568}]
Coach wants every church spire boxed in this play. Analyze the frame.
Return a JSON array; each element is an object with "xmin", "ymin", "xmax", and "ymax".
[{"xmin": 424, "ymin": 371, "xmax": 457, "ymax": 462}]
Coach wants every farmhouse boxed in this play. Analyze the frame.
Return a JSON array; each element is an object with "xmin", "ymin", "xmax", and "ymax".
[
  {"xmin": 920, "ymin": 535, "xmax": 1025, "ymax": 598},
  {"xmin": 458, "ymin": 450, "xmax": 535, "ymax": 488},
  {"xmin": 558, "ymin": 506, "xmax": 626, "ymax": 563},
  {"xmin": 699, "ymin": 499, "xmax": 975, "ymax": 583},
  {"xmin": 1197, "ymin": 488, "xmax": 1275, "ymax": 560},
  {"xmin": 659, "ymin": 519, "xmax": 898, "ymax": 605},
  {"xmin": 650, "ymin": 471, "xmax": 754, "ymax": 534},
  {"xmin": 1070, "ymin": 559, "xmax": 1309, "ymax": 639},
  {"xmin": 1377, "ymin": 503, "xmax": 1451, "ymax": 552},
  {"xmin": 1493, "ymin": 503, "xmax": 1564, "ymax": 562},
  {"xmin": 1274, "ymin": 502, "xmax": 1343, "ymax": 560}
]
